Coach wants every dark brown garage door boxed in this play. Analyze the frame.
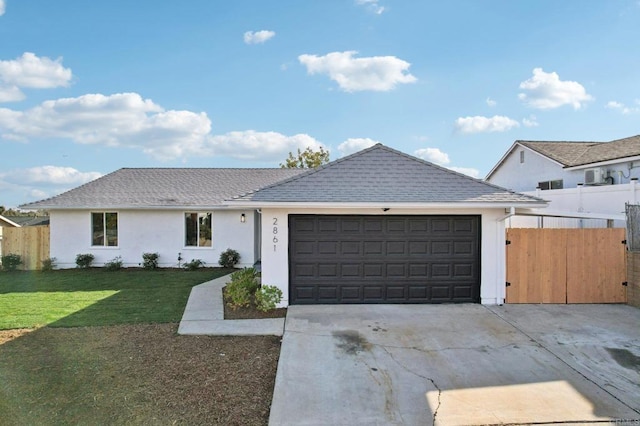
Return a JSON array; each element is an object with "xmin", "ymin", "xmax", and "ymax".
[{"xmin": 289, "ymin": 215, "xmax": 481, "ymax": 304}]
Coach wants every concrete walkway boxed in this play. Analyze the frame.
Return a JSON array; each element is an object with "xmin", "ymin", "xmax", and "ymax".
[
  {"xmin": 269, "ymin": 304, "xmax": 640, "ymax": 426},
  {"xmin": 177, "ymin": 274, "xmax": 285, "ymax": 336}
]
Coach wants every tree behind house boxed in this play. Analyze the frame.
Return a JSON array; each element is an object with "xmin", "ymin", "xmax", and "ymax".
[{"xmin": 280, "ymin": 147, "xmax": 330, "ymax": 168}]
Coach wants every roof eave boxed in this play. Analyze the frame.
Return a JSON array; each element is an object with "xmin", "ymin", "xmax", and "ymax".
[
  {"xmin": 225, "ymin": 200, "xmax": 549, "ymax": 209},
  {"xmin": 564, "ymin": 154, "xmax": 640, "ymax": 171},
  {"xmin": 20, "ymin": 204, "xmax": 242, "ymax": 211},
  {"xmin": 0, "ymin": 215, "xmax": 22, "ymax": 227}
]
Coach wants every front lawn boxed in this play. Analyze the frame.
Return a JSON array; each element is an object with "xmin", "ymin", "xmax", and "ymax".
[
  {"xmin": 0, "ymin": 324, "xmax": 280, "ymax": 425},
  {"xmin": 0, "ymin": 268, "xmax": 233, "ymax": 329}
]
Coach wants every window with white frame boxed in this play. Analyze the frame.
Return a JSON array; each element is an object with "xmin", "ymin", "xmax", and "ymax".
[
  {"xmin": 537, "ymin": 179, "xmax": 563, "ymax": 190},
  {"xmin": 92, "ymin": 212, "xmax": 118, "ymax": 246},
  {"xmin": 185, "ymin": 212, "xmax": 212, "ymax": 247}
]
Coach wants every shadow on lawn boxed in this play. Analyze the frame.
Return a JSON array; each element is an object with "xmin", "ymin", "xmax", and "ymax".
[{"xmin": 0, "ymin": 267, "xmax": 235, "ymax": 328}]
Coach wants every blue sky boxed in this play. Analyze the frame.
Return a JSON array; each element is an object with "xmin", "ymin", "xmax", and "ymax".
[{"xmin": 1, "ymin": 0, "xmax": 639, "ymax": 209}]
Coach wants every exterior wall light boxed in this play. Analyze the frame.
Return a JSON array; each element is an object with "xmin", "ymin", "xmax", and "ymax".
[{"xmin": 240, "ymin": 213, "xmax": 246, "ymax": 223}]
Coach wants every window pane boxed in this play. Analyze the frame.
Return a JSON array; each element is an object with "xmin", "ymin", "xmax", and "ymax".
[
  {"xmin": 106, "ymin": 212, "xmax": 118, "ymax": 246},
  {"xmin": 538, "ymin": 181, "xmax": 550, "ymax": 190},
  {"xmin": 551, "ymin": 180, "xmax": 563, "ymax": 189},
  {"xmin": 199, "ymin": 213, "xmax": 212, "ymax": 247},
  {"xmin": 92, "ymin": 213, "xmax": 104, "ymax": 246},
  {"xmin": 185, "ymin": 213, "xmax": 198, "ymax": 246}
]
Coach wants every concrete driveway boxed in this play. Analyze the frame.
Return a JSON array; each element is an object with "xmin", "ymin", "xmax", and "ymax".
[{"xmin": 269, "ymin": 304, "xmax": 640, "ymax": 425}]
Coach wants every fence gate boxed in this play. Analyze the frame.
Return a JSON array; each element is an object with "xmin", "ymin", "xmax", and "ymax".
[
  {"xmin": 506, "ymin": 228, "xmax": 627, "ymax": 303},
  {"xmin": 1, "ymin": 226, "xmax": 50, "ymax": 271}
]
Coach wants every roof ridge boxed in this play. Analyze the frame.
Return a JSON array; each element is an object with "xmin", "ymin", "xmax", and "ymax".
[{"xmin": 230, "ymin": 143, "xmax": 387, "ymax": 199}]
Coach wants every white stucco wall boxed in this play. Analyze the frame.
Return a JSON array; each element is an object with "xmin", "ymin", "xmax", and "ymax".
[
  {"xmin": 50, "ymin": 209, "xmax": 257, "ymax": 269},
  {"xmin": 260, "ymin": 207, "xmax": 507, "ymax": 307}
]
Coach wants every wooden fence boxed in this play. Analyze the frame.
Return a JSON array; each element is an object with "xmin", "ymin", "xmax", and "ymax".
[
  {"xmin": 1, "ymin": 226, "xmax": 50, "ymax": 271},
  {"xmin": 506, "ymin": 228, "xmax": 627, "ymax": 304}
]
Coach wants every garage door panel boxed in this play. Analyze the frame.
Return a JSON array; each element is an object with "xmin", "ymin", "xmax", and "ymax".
[
  {"xmin": 454, "ymin": 218, "xmax": 474, "ymax": 232},
  {"xmin": 364, "ymin": 263, "xmax": 383, "ymax": 277},
  {"xmin": 289, "ymin": 215, "xmax": 480, "ymax": 304},
  {"xmin": 364, "ymin": 241, "xmax": 384, "ymax": 255},
  {"xmin": 341, "ymin": 263, "xmax": 361, "ymax": 277},
  {"xmin": 387, "ymin": 241, "xmax": 406, "ymax": 255},
  {"xmin": 386, "ymin": 263, "xmax": 406, "ymax": 277},
  {"xmin": 318, "ymin": 264, "xmax": 338, "ymax": 277},
  {"xmin": 318, "ymin": 219, "xmax": 338, "ymax": 232}
]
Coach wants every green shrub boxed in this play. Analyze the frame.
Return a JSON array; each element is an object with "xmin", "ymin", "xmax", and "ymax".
[
  {"xmin": 75, "ymin": 253, "xmax": 95, "ymax": 269},
  {"xmin": 1, "ymin": 253, "xmax": 22, "ymax": 271},
  {"xmin": 218, "ymin": 248, "xmax": 240, "ymax": 268},
  {"xmin": 183, "ymin": 259, "xmax": 205, "ymax": 271},
  {"xmin": 224, "ymin": 267, "xmax": 260, "ymax": 309},
  {"xmin": 255, "ymin": 285, "xmax": 283, "ymax": 312},
  {"xmin": 104, "ymin": 256, "xmax": 123, "ymax": 271},
  {"xmin": 142, "ymin": 252, "xmax": 159, "ymax": 270},
  {"xmin": 41, "ymin": 257, "xmax": 57, "ymax": 272}
]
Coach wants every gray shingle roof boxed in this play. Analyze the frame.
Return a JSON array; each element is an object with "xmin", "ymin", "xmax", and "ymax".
[
  {"xmin": 233, "ymin": 144, "xmax": 545, "ymax": 205},
  {"xmin": 21, "ymin": 168, "xmax": 306, "ymax": 209},
  {"xmin": 519, "ymin": 135, "xmax": 640, "ymax": 167}
]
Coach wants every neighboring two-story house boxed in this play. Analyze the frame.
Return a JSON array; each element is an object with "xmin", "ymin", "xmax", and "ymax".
[{"xmin": 486, "ymin": 134, "xmax": 640, "ymax": 227}]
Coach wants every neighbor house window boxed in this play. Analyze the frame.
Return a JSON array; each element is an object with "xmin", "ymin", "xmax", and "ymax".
[
  {"xmin": 185, "ymin": 212, "xmax": 212, "ymax": 247},
  {"xmin": 520, "ymin": 151, "xmax": 525, "ymax": 163},
  {"xmin": 92, "ymin": 212, "xmax": 118, "ymax": 246},
  {"xmin": 537, "ymin": 179, "xmax": 563, "ymax": 190}
]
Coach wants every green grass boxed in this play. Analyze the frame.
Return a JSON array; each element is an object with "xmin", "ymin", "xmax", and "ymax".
[{"xmin": 0, "ymin": 268, "xmax": 233, "ymax": 329}]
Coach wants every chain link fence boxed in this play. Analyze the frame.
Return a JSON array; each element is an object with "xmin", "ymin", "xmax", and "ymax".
[{"xmin": 625, "ymin": 203, "xmax": 640, "ymax": 251}]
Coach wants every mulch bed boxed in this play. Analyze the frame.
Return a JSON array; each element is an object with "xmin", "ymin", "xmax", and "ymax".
[
  {"xmin": 222, "ymin": 287, "xmax": 287, "ymax": 320},
  {"xmin": 0, "ymin": 324, "xmax": 280, "ymax": 425}
]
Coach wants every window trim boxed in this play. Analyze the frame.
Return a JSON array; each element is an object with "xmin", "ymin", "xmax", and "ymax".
[
  {"xmin": 91, "ymin": 211, "xmax": 119, "ymax": 247},
  {"xmin": 537, "ymin": 179, "xmax": 563, "ymax": 190},
  {"xmin": 184, "ymin": 212, "xmax": 213, "ymax": 248}
]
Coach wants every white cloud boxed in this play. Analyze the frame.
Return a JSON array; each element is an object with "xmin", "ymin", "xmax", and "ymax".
[
  {"xmin": 518, "ymin": 68, "xmax": 593, "ymax": 110},
  {"xmin": 522, "ymin": 115, "xmax": 539, "ymax": 127},
  {"xmin": 414, "ymin": 147, "xmax": 450, "ymax": 165},
  {"xmin": 0, "ymin": 52, "xmax": 72, "ymax": 102},
  {"xmin": 0, "ymin": 0, "xmax": 5, "ymax": 16},
  {"xmin": 243, "ymin": 30, "xmax": 275, "ymax": 45},
  {"xmin": 0, "ymin": 85, "xmax": 24, "ymax": 102},
  {"xmin": 486, "ymin": 97, "xmax": 496, "ymax": 107},
  {"xmin": 0, "ymin": 92, "xmax": 211, "ymax": 160},
  {"xmin": 454, "ymin": 115, "xmax": 520, "ymax": 134},
  {"xmin": 337, "ymin": 138, "xmax": 378, "ymax": 156},
  {"xmin": 0, "ymin": 91, "xmax": 329, "ymax": 163},
  {"xmin": 2, "ymin": 166, "xmax": 101, "ymax": 185},
  {"xmin": 356, "ymin": 0, "xmax": 385, "ymax": 14},
  {"xmin": 448, "ymin": 166, "xmax": 480, "ymax": 178},
  {"xmin": 606, "ymin": 100, "xmax": 640, "ymax": 114},
  {"xmin": 204, "ymin": 130, "xmax": 325, "ymax": 161},
  {"xmin": 298, "ymin": 51, "xmax": 417, "ymax": 92},
  {"xmin": 414, "ymin": 147, "xmax": 479, "ymax": 178},
  {"xmin": 0, "ymin": 165, "xmax": 102, "ymax": 206}
]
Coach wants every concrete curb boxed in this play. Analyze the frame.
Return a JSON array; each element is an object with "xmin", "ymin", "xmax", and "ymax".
[{"xmin": 177, "ymin": 273, "xmax": 285, "ymax": 337}]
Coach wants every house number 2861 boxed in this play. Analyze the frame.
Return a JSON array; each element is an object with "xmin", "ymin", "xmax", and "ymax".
[{"xmin": 272, "ymin": 218, "xmax": 279, "ymax": 252}]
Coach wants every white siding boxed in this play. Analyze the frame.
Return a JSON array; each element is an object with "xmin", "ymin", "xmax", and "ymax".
[
  {"xmin": 260, "ymin": 207, "xmax": 507, "ymax": 307},
  {"xmin": 489, "ymin": 145, "xmax": 640, "ymax": 193},
  {"xmin": 50, "ymin": 209, "xmax": 257, "ymax": 269},
  {"xmin": 488, "ymin": 147, "xmax": 565, "ymax": 192}
]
